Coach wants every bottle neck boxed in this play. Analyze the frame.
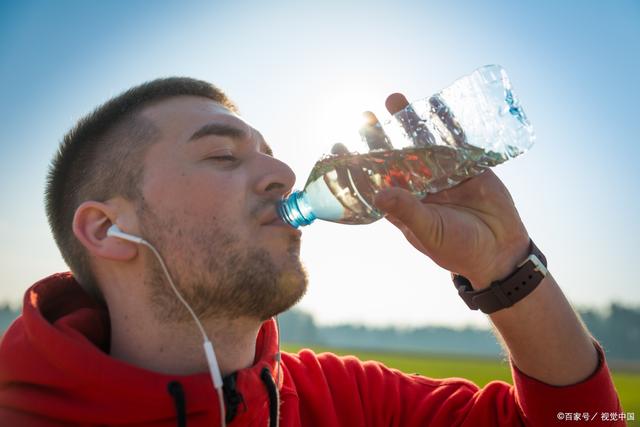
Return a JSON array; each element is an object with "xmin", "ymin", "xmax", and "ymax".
[{"xmin": 277, "ymin": 190, "xmax": 317, "ymax": 228}]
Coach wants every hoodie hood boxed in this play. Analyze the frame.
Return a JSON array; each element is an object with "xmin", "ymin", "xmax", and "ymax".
[{"xmin": 0, "ymin": 272, "xmax": 284, "ymax": 426}]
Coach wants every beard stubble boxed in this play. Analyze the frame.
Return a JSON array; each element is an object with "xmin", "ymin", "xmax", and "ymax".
[{"xmin": 137, "ymin": 200, "xmax": 308, "ymax": 323}]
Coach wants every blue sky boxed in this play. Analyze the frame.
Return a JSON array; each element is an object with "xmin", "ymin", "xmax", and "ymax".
[{"xmin": 1, "ymin": 0, "xmax": 639, "ymax": 327}]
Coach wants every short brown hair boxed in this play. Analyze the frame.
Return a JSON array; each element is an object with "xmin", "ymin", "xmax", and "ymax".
[{"xmin": 45, "ymin": 77, "xmax": 237, "ymax": 300}]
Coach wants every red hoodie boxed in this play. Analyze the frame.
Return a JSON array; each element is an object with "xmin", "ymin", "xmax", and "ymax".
[{"xmin": 0, "ymin": 273, "xmax": 624, "ymax": 426}]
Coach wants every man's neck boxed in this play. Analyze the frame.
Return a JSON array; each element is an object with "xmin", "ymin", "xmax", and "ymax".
[{"xmin": 107, "ymin": 301, "xmax": 262, "ymax": 377}]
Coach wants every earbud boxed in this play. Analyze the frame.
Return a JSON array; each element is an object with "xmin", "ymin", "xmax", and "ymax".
[{"xmin": 106, "ymin": 224, "xmax": 145, "ymax": 244}]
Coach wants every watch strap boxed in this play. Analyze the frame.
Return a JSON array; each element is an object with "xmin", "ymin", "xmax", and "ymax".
[{"xmin": 453, "ymin": 240, "xmax": 548, "ymax": 314}]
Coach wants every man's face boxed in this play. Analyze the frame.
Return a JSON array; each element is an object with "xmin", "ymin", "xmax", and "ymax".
[{"xmin": 135, "ymin": 96, "xmax": 307, "ymax": 322}]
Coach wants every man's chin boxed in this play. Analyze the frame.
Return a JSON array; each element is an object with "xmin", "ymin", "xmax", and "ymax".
[{"xmin": 258, "ymin": 268, "xmax": 308, "ymax": 321}]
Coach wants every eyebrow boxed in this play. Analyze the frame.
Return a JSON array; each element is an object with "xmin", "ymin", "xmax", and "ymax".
[
  {"xmin": 187, "ymin": 122, "xmax": 273, "ymax": 156},
  {"xmin": 187, "ymin": 122, "xmax": 248, "ymax": 142}
]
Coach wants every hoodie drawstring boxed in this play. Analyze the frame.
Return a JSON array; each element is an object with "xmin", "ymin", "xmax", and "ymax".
[
  {"xmin": 260, "ymin": 367, "xmax": 280, "ymax": 427},
  {"xmin": 167, "ymin": 370, "xmax": 278, "ymax": 427},
  {"xmin": 168, "ymin": 381, "xmax": 187, "ymax": 427},
  {"xmin": 223, "ymin": 373, "xmax": 245, "ymax": 424}
]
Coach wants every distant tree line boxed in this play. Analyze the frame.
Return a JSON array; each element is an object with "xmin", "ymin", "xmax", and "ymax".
[
  {"xmin": 1, "ymin": 302, "xmax": 639, "ymax": 361},
  {"xmin": 278, "ymin": 309, "xmax": 502, "ymax": 357},
  {"xmin": 278, "ymin": 304, "xmax": 640, "ymax": 362},
  {"xmin": 578, "ymin": 304, "xmax": 640, "ymax": 361},
  {"xmin": 0, "ymin": 304, "xmax": 18, "ymax": 335}
]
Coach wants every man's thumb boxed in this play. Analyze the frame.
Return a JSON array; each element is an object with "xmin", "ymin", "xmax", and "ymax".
[{"xmin": 374, "ymin": 188, "xmax": 432, "ymax": 231}]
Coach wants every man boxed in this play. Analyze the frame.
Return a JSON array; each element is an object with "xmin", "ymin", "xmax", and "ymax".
[{"xmin": 0, "ymin": 77, "xmax": 623, "ymax": 426}]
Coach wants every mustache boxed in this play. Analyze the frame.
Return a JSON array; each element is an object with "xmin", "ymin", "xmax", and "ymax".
[{"xmin": 250, "ymin": 198, "xmax": 280, "ymax": 219}]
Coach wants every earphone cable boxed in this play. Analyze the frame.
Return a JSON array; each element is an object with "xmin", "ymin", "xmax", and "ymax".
[{"xmin": 139, "ymin": 239, "xmax": 226, "ymax": 427}]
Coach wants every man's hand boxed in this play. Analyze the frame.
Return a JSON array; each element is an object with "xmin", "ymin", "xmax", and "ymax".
[
  {"xmin": 374, "ymin": 169, "xmax": 530, "ymax": 290},
  {"xmin": 370, "ymin": 92, "xmax": 600, "ymax": 387},
  {"xmin": 374, "ymin": 163, "xmax": 601, "ymax": 386}
]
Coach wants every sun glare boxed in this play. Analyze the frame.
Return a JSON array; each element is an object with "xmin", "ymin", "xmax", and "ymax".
[{"xmin": 310, "ymin": 87, "xmax": 388, "ymax": 155}]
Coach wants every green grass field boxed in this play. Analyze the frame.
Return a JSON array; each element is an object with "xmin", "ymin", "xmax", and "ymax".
[{"xmin": 283, "ymin": 343, "xmax": 640, "ymax": 416}]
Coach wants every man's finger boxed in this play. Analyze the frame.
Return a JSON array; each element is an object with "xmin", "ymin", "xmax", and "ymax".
[
  {"xmin": 385, "ymin": 93, "xmax": 410, "ymax": 114},
  {"xmin": 374, "ymin": 187, "xmax": 440, "ymax": 248},
  {"xmin": 331, "ymin": 143, "xmax": 350, "ymax": 155},
  {"xmin": 359, "ymin": 111, "xmax": 393, "ymax": 151}
]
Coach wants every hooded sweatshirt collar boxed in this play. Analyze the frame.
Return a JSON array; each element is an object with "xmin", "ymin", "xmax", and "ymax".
[{"xmin": 0, "ymin": 272, "xmax": 283, "ymax": 425}]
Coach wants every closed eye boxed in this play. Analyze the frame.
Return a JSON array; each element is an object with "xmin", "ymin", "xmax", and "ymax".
[{"xmin": 209, "ymin": 155, "xmax": 237, "ymax": 162}]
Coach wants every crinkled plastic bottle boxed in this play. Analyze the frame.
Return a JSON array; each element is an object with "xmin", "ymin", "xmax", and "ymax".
[{"xmin": 278, "ymin": 65, "xmax": 535, "ymax": 228}]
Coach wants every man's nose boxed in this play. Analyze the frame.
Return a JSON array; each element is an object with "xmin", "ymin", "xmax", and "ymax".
[{"xmin": 253, "ymin": 155, "xmax": 297, "ymax": 198}]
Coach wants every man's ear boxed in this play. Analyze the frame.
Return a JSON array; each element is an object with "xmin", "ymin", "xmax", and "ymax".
[{"xmin": 72, "ymin": 201, "xmax": 139, "ymax": 261}]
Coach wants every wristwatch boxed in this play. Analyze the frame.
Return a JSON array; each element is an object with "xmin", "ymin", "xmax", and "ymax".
[{"xmin": 452, "ymin": 240, "xmax": 548, "ymax": 314}]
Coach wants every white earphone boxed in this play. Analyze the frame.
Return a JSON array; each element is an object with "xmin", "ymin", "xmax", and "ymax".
[
  {"xmin": 106, "ymin": 223, "xmax": 227, "ymax": 426},
  {"xmin": 106, "ymin": 224, "xmax": 146, "ymax": 244}
]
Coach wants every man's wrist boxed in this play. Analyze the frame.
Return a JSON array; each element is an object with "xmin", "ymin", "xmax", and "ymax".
[
  {"xmin": 467, "ymin": 238, "xmax": 530, "ymax": 290},
  {"xmin": 453, "ymin": 239, "xmax": 547, "ymax": 315}
]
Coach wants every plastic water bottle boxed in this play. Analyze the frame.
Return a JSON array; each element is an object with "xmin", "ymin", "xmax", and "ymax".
[{"xmin": 278, "ymin": 65, "xmax": 535, "ymax": 228}]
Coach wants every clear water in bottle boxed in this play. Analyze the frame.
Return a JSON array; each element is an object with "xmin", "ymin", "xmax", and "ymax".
[{"xmin": 278, "ymin": 65, "xmax": 535, "ymax": 228}]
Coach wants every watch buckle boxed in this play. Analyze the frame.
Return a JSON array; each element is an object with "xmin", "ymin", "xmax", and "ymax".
[{"xmin": 517, "ymin": 254, "xmax": 549, "ymax": 277}]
